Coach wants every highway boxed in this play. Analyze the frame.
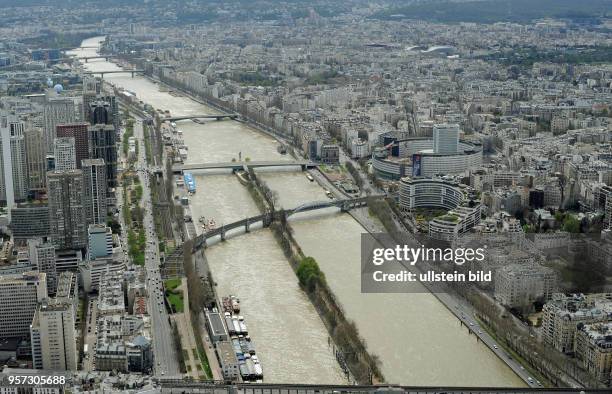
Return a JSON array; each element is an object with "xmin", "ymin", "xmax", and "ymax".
[{"xmin": 131, "ymin": 117, "xmax": 182, "ymax": 378}]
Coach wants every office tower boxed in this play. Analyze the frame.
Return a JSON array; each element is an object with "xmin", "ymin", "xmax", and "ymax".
[
  {"xmin": 89, "ymin": 100, "xmax": 113, "ymax": 125},
  {"xmin": 82, "ymin": 158, "xmax": 108, "ymax": 225},
  {"xmin": 82, "ymin": 76, "xmax": 100, "ymax": 119},
  {"xmin": 31, "ymin": 299, "xmax": 77, "ymax": 371},
  {"xmin": 88, "ymin": 224, "xmax": 113, "ymax": 259},
  {"xmin": 433, "ymin": 123, "xmax": 460, "ymax": 154},
  {"xmin": 89, "ymin": 97, "xmax": 118, "ymax": 128},
  {"xmin": 43, "ymin": 96, "xmax": 77, "ymax": 154},
  {"xmin": 47, "ymin": 169, "xmax": 87, "ymax": 250},
  {"xmin": 28, "ymin": 238, "xmax": 57, "ymax": 295},
  {"xmin": 88, "ymin": 124, "xmax": 117, "ymax": 188},
  {"xmin": 24, "ymin": 126, "xmax": 48, "ymax": 192},
  {"xmin": 0, "ymin": 112, "xmax": 29, "ymax": 209},
  {"xmin": 0, "ymin": 271, "xmax": 47, "ymax": 339},
  {"xmin": 10, "ymin": 205, "xmax": 50, "ymax": 242},
  {"xmin": 56, "ymin": 123, "xmax": 89, "ymax": 169},
  {"xmin": 53, "ymin": 137, "xmax": 76, "ymax": 171},
  {"xmin": 83, "ymin": 75, "xmax": 100, "ymax": 95},
  {"xmin": 102, "ymin": 95, "xmax": 120, "ymax": 132}
]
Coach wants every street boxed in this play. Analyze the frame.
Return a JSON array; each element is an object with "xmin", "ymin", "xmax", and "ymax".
[{"xmin": 130, "ymin": 117, "xmax": 182, "ymax": 377}]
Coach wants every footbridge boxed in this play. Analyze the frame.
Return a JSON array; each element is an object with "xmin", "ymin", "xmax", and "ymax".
[
  {"xmin": 172, "ymin": 160, "xmax": 317, "ymax": 174},
  {"xmin": 191, "ymin": 196, "xmax": 375, "ymax": 251},
  {"xmin": 84, "ymin": 69, "xmax": 144, "ymax": 78},
  {"xmin": 166, "ymin": 114, "xmax": 238, "ymax": 121}
]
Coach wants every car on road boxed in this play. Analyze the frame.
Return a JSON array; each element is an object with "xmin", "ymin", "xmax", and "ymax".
[{"xmin": 493, "ymin": 345, "xmax": 498, "ymax": 349}]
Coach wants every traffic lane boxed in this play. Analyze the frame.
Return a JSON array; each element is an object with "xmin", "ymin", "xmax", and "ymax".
[
  {"xmin": 133, "ymin": 117, "xmax": 179, "ymax": 377},
  {"xmin": 458, "ymin": 312, "xmax": 538, "ymax": 387}
]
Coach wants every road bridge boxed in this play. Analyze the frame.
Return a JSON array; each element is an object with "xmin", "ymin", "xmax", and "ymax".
[
  {"xmin": 84, "ymin": 69, "xmax": 144, "ymax": 78},
  {"xmin": 165, "ymin": 114, "xmax": 238, "ymax": 121},
  {"xmin": 72, "ymin": 55, "xmax": 117, "ymax": 62},
  {"xmin": 172, "ymin": 160, "xmax": 317, "ymax": 174},
  {"xmin": 191, "ymin": 196, "xmax": 374, "ymax": 251}
]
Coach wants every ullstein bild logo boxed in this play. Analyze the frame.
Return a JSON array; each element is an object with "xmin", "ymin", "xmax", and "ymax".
[{"xmin": 361, "ymin": 234, "xmax": 492, "ymax": 293}]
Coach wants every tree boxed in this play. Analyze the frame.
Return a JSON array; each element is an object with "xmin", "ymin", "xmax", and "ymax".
[
  {"xmin": 107, "ymin": 217, "xmax": 122, "ymax": 235},
  {"xmin": 297, "ymin": 256, "xmax": 325, "ymax": 292},
  {"xmin": 563, "ymin": 215, "xmax": 580, "ymax": 233}
]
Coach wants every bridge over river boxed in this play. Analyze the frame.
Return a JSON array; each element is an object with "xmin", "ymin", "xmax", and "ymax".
[
  {"xmin": 171, "ymin": 160, "xmax": 317, "ymax": 175},
  {"xmin": 165, "ymin": 114, "xmax": 238, "ymax": 121},
  {"xmin": 191, "ymin": 196, "xmax": 378, "ymax": 251},
  {"xmin": 84, "ymin": 69, "xmax": 145, "ymax": 78}
]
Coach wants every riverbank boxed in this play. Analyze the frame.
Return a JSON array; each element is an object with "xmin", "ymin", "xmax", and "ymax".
[{"xmin": 246, "ymin": 171, "xmax": 384, "ymax": 384}]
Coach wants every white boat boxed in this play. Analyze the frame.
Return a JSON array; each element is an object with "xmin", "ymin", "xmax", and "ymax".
[
  {"xmin": 238, "ymin": 316, "xmax": 248, "ymax": 333},
  {"xmin": 232, "ymin": 317, "xmax": 241, "ymax": 334},
  {"xmin": 252, "ymin": 355, "xmax": 263, "ymax": 377}
]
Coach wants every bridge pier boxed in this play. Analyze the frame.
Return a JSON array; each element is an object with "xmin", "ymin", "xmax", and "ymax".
[
  {"xmin": 245, "ymin": 219, "xmax": 250, "ymax": 233},
  {"xmin": 263, "ymin": 213, "xmax": 272, "ymax": 227},
  {"xmin": 220, "ymin": 227, "xmax": 226, "ymax": 242}
]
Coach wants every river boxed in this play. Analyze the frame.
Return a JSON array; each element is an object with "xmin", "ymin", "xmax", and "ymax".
[{"xmin": 72, "ymin": 36, "xmax": 525, "ymax": 387}]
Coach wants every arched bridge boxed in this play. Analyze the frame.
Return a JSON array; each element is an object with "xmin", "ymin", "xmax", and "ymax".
[
  {"xmin": 191, "ymin": 196, "xmax": 377, "ymax": 251},
  {"xmin": 172, "ymin": 160, "xmax": 317, "ymax": 174},
  {"xmin": 165, "ymin": 114, "xmax": 238, "ymax": 121},
  {"xmin": 84, "ymin": 70, "xmax": 144, "ymax": 78}
]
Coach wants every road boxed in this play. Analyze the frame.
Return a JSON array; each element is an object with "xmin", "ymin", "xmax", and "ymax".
[
  {"xmin": 82, "ymin": 298, "xmax": 98, "ymax": 371},
  {"xmin": 131, "ymin": 117, "xmax": 182, "ymax": 378}
]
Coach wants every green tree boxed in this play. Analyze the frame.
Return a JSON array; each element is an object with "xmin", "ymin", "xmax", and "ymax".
[
  {"xmin": 297, "ymin": 256, "xmax": 325, "ymax": 292},
  {"xmin": 563, "ymin": 215, "xmax": 580, "ymax": 233}
]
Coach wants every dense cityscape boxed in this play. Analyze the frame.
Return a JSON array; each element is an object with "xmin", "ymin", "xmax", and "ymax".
[{"xmin": 0, "ymin": 0, "xmax": 611, "ymax": 393}]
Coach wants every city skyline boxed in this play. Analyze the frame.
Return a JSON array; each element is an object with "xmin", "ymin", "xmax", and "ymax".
[{"xmin": 0, "ymin": 1, "xmax": 611, "ymax": 393}]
